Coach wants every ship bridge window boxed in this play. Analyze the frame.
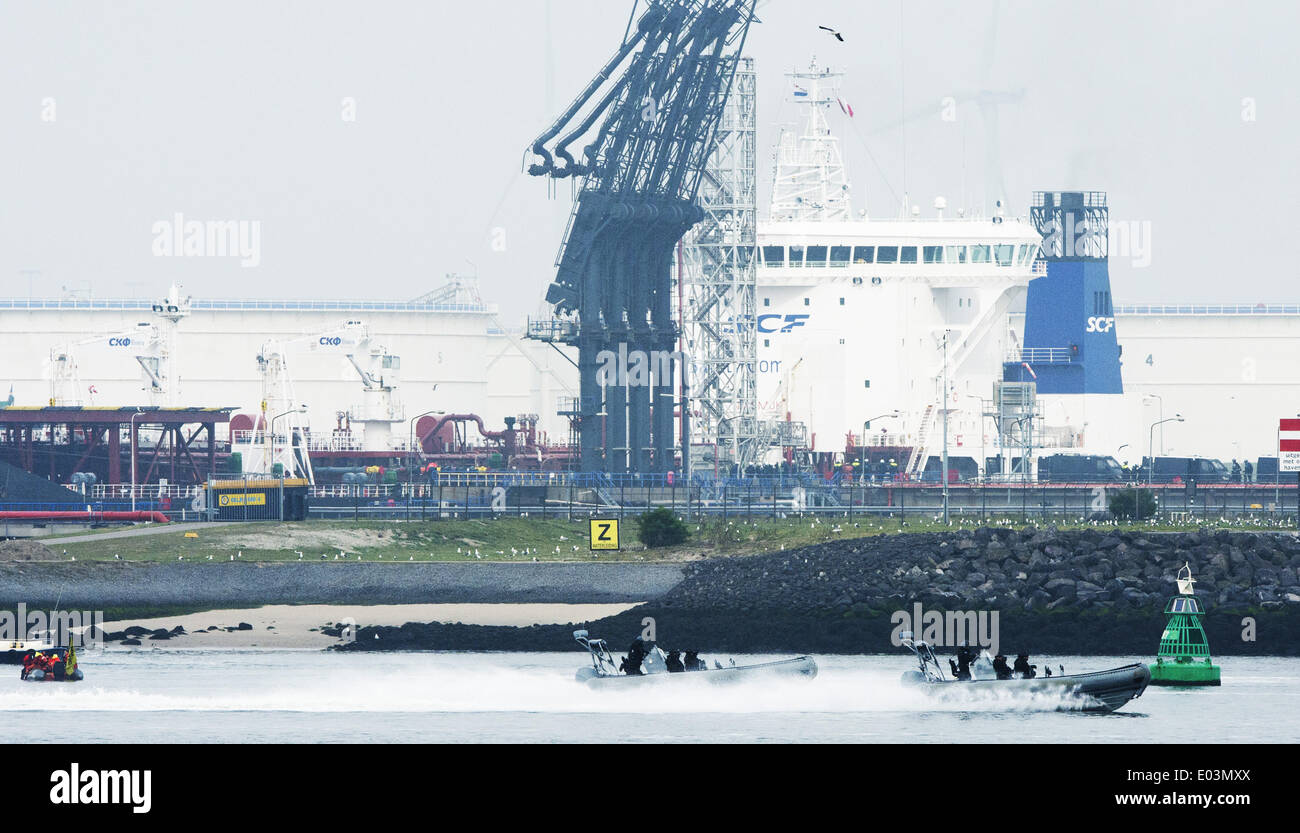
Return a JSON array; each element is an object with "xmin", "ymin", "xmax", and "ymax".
[
  {"xmin": 830, "ymin": 246, "xmax": 851, "ymax": 267},
  {"xmin": 945, "ymin": 245, "xmax": 967, "ymax": 264},
  {"xmin": 788, "ymin": 245, "xmax": 805, "ymax": 268},
  {"xmin": 900, "ymin": 246, "xmax": 918, "ymax": 264},
  {"xmin": 877, "ymin": 246, "xmax": 899, "ymax": 264},
  {"xmin": 853, "ymin": 246, "xmax": 874, "ymax": 264},
  {"xmin": 806, "ymin": 245, "xmax": 828, "ymax": 267},
  {"xmin": 761, "ymin": 245, "xmax": 785, "ymax": 266},
  {"xmin": 923, "ymin": 246, "xmax": 944, "ymax": 263},
  {"xmin": 1016, "ymin": 244, "xmax": 1031, "ymax": 265},
  {"xmin": 995, "ymin": 244, "xmax": 1015, "ymax": 266},
  {"xmin": 970, "ymin": 245, "xmax": 991, "ymax": 263}
]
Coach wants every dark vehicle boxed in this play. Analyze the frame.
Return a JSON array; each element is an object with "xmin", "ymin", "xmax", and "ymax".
[
  {"xmin": 1139, "ymin": 456, "xmax": 1231, "ymax": 484},
  {"xmin": 1037, "ymin": 454, "xmax": 1125, "ymax": 483},
  {"xmin": 921, "ymin": 456, "xmax": 979, "ymax": 483},
  {"xmin": 1256, "ymin": 457, "xmax": 1279, "ymax": 481}
]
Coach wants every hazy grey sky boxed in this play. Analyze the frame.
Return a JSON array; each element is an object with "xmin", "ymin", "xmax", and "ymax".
[{"xmin": 2, "ymin": 0, "xmax": 1296, "ymax": 323}]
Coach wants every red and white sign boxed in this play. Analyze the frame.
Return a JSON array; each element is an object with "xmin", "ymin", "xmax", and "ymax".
[{"xmin": 1280, "ymin": 418, "xmax": 1300, "ymax": 472}]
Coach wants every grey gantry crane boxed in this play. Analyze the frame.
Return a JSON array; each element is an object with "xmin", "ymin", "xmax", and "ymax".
[{"xmin": 527, "ymin": 0, "xmax": 757, "ymax": 474}]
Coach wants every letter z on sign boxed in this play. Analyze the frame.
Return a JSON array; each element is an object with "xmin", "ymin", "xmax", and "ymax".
[{"xmin": 589, "ymin": 519, "xmax": 620, "ymax": 551}]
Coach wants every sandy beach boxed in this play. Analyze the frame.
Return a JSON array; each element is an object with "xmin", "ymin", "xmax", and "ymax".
[{"xmin": 100, "ymin": 603, "xmax": 639, "ymax": 650}]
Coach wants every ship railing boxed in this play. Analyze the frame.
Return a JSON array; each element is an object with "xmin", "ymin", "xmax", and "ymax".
[
  {"xmin": 1007, "ymin": 347, "xmax": 1074, "ymax": 364},
  {"xmin": 305, "ymin": 435, "xmax": 366, "ymax": 452},
  {"xmin": 89, "ymin": 483, "xmax": 199, "ymax": 500},
  {"xmin": 1116, "ymin": 304, "xmax": 1300, "ymax": 316}
]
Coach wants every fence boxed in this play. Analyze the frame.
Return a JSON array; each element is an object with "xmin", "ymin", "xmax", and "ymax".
[
  {"xmin": 20, "ymin": 474, "xmax": 1298, "ymax": 526},
  {"xmin": 298, "ymin": 479, "xmax": 1300, "ymax": 525}
]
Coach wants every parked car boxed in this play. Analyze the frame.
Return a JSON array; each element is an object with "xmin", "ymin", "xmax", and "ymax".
[{"xmin": 1037, "ymin": 454, "xmax": 1125, "ymax": 483}]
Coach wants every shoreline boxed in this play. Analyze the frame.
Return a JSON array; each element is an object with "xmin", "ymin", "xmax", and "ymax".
[{"xmin": 97, "ymin": 603, "xmax": 639, "ymax": 650}]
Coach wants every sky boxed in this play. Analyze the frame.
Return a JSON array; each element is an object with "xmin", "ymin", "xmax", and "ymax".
[{"xmin": 2, "ymin": 0, "xmax": 1297, "ymax": 323}]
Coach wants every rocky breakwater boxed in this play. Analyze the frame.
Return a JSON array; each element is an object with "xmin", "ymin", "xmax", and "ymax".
[{"xmin": 337, "ymin": 528, "xmax": 1300, "ymax": 655}]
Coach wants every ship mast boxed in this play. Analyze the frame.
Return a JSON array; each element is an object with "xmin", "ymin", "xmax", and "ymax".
[{"xmin": 769, "ymin": 60, "xmax": 853, "ymax": 222}]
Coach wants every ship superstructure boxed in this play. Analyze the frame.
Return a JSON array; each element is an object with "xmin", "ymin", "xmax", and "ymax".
[{"xmin": 755, "ymin": 63, "xmax": 1042, "ymax": 475}]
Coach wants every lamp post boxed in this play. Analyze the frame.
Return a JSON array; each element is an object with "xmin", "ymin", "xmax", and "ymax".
[
  {"xmin": 408, "ymin": 409, "xmax": 445, "ymax": 515},
  {"xmin": 1148, "ymin": 415, "xmax": 1184, "ymax": 486},
  {"xmin": 860, "ymin": 411, "xmax": 901, "ymax": 476},
  {"xmin": 1144, "ymin": 394, "xmax": 1164, "ymax": 455},
  {"xmin": 269, "ymin": 407, "xmax": 307, "ymax": 476},
  {"xmin": 1009, "ymin": 415, "xmax": 1035, "ymax": 522},
  {"xmin": 940, "ymin": 330, "xmax": 951, "ymax": 524},
  {"xmin": 966, "ymin": 394, "xmax": 988, "ymax": 482},
  {"xmin": 129, "ymin": 408, "xmax": 145, "ymax": 512},
  {"xmin": 270, "ymin": 407, "xmax": 307, "ymax": 522}
]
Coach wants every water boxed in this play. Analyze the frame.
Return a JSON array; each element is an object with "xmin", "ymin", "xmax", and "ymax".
[{"xmin": 1, "ymin": 651, "xmax": 1295, "ymax": 743}]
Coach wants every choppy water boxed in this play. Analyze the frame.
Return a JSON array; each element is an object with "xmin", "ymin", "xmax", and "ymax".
[{"xmin": 0, "ymin": 651, "xmax": 1295, "ymax": 743}]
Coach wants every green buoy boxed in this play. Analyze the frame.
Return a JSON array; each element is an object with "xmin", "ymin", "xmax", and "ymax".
[{"xmin": 1149, "ymin": 562, "xmax": 1221, "ymax": 687}]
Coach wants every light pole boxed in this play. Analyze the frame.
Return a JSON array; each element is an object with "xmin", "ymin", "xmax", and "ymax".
[
  {"xmin": 1144, "ymin": 394, "xmax": 1164, "ymax": 455},
  {"xmin": 408, "ymin": 409, "xmax": 445, "ymax": 510},
  {"xmin": 269, "ymin": 407, "xmax": 307, "ymax": 477},
  {"xmin": 1148, "ymin": 415, "xmax": 1184, "ymax": 485},
  {"xmin": 129, "ymin": 408, "xmax": 145, "ymax": 512},
  {"xmin": 966, "ymin": 394, "xmax": 988, "ymax": 482},
  {"xmin": 941, "ymin": 330, "xmax": 950, "ymax": 523},
  {"xmin": 270, "ymin": 407, "xmax": 307, "ymax": 522},
  {"xmin": 861, "ymin": 411, "xmax": 901, "ymax": 475},
  {"xmin": 1008, "ymin": 415, "xmax": 1035, "ymax": 522}
]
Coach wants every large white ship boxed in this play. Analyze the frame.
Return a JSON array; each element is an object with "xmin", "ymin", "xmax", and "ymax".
[
  {"xmin": 752, "ymin": 63, "xmax": 1300, "ymax": 472},
  {"xmin": 754, "ymin": 63, "xmax": 1042, "ymax": 476}
]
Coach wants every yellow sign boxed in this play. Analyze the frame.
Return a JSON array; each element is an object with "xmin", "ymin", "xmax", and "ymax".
[
  {"xmin": 218, "ymin": 493, "xmax": 267, "ymax": 508},
  {"xmin": 184, "ymin": 532, "xmax": 199, "ymax": 539},
  {"xmin": 589, "ymin": 519, "xmax": 620, "ymax": 551}
]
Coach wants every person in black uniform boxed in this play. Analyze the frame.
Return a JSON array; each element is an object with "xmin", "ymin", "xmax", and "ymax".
[
  {"xmin": 620, "ymin": 637, "xmax": 648, "ymax": 675},
  {"xmin": 992, "ymin": 653, "xmax": 1013, "ymax": 680},
  {"xmin": 954, "ymin": 646, "xmax": 975, "ymax": 680},
  {"xmin": 1013, "ymin": 654, "xmax": 1037, "ymax": 679},
  {"xmin": 665, "ymin": 650, "xmax": 685, "ymax": 673}
]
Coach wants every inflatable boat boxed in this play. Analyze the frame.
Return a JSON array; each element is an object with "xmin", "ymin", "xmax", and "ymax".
[
  {"xmin": 898, "ymin": 633, "xmax": 1149, "ymax": 713},
  {"xmin": 573, "ymin": 630, "xmax": 817, "ymax": 685},
  {"xmin": 19, "ymin": 647, "xmax": 84, "ymax": 683}
]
